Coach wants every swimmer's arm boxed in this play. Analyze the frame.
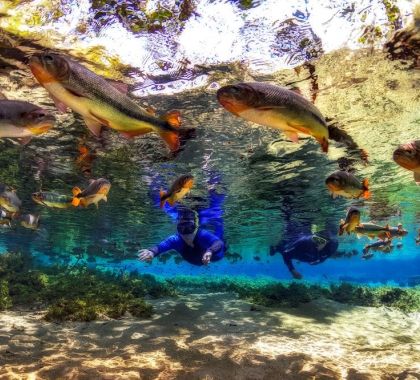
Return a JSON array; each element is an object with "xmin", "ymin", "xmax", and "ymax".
[
  {"xmin": 200, "ymin": 230, "xmax": 224, "ymax": 254},
  {"xmin": 282, "ymin": 251, "xmax": 295, "ymax": 272},
  {"xmin": 149, "ymin": 235, "xmax": 182, "ymax": 256}
]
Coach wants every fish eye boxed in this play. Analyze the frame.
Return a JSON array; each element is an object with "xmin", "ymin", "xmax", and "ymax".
[
  {"xmin": 37, "ymin": 112, "xmax": 46, "ymax": 118},
  {"xmin": 44, "ymin": 55, "xmax": 54, "ymax": 63}
]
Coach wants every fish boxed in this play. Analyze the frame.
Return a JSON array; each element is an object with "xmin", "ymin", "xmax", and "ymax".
[
  {"xmin": 160, "ymin": 175, "xmax": 194, "ymax": 208},
  {"xmin": 76, "ymin": 145, "xmax": 95, "ymax": 176},
  {"xmin": 393, "ymin": 140, "xmax": 420, "ymax": 184},
  {"xmin": 32, "ymin": 191, "xmax": 74, "ymax": 209},
  {"xmin": 378, "ymin": 224, "xmax": 408, "ymax": 240},
  {"xmin": 19, "ymin": 214, "xmax": 40, "ymax": 230},
  {"xmin": 72, "ymin": 178, "xmax": 111, "ymax": 208},
  {"xmin": 364, "ymin": 239, "xmax": 391, "ymax": 253},
  {"xmin": 0, "ymin": 209, "xmax": 11, "ymax": 228},
  {"xmin": 28, "ymin": 53, "xmax": 183, "ymax": 151},
  {"xmin": 338, "ymin": 206, "xmax": 361, "ymax": 235},
  {"xmin": 325, "ymin": 171, "xmax": 370, "ymax": 199},
  {"xmin": 354, "ymin": 223, "xmax": 391, "ymax": 239},
  {"xmin": 217, "ymin": 82, "xmax": 329, "ymax": 152},
  {"xmin": 0, "ymin": 97, "xmax": 55, "ymax": 144},
  {"xmin": 0, "ymin": 184, "xmax": 22, "ymax": 213}
]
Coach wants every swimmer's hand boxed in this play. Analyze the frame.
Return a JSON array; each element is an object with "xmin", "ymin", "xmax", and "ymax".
[
  {"xmin": 291, "ymin": 269, "xmax": 303, "ymax": 279},
  {"xmin": 138, "ymin": 249, "xmax": 154, "ymax": 262},
  {"xmin": 202, "ymin": 251, "xmax": 212, "ymax": 265}
]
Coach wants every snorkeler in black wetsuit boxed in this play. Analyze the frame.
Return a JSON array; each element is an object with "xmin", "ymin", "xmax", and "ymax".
[{"xmin": 271, "ymin": 234, "xmax": 339, "ymax": 279}]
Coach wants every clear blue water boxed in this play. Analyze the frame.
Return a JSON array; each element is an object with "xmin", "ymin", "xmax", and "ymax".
[{"xmin": 0, "ymin": 0, "xmax": 419, "ymax": 286}]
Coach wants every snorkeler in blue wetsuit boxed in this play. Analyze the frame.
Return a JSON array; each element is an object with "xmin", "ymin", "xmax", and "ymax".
[
  {"xmin": 138, "ymin": 208, "xmax": 225, "ymax": 265},
  {"xmin": 271, "ymin": 234, "xmax": 338, "ymax": 279},
  {"xmin": 138, "ymin": 169, "xmax": 226, "ymax": 266}
]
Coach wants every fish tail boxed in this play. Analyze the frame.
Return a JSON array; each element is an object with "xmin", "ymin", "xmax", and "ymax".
[
  {"xmin": 71, "ymin": 187, "xmax": 82, "ymax": 207},
  {"xmin": 158, "ymin": 130, "xmax": 180, "ymax": 152},
  {"xmin": 362, "ymin": 179, "xmax": 370, "ymax": 199},
  {"xmin": 159, "ymin": 189, "xmax": 167, "ymax": 208},
  {"xmin": 72, "ymin": 197, "xmax": 81, "ymax": 207},
  {"xmin": 162, "ymin": 110, "xmax": 181, "ymax": 128}
]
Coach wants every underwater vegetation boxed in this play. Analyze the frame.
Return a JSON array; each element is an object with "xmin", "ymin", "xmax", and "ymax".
[
  {"xmin": 0, "ymin": 252, "xmax": 177, "ymax": 321},
  {"xmin": 1, "ymin": 253, "xmax": 420, "ymax": 320},
  {"xmin": 169, "ymin": 276, "xmax": 420, "ymax": 312}
]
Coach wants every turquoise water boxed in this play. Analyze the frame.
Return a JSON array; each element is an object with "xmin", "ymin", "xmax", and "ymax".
[{"xmin": 0, "ymin": 0, "xmax": 419, "ymax": 286}]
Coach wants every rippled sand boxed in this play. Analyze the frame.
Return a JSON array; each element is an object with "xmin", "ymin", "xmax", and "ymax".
[{"xmin": 0, "ymin": 293, "xmax": 419, "ymax": 380}]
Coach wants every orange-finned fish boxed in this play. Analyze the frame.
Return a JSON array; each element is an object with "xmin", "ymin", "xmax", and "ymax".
[
  {"xmin": 339, "ymin": 206, "xmax": 361, "ymax": 236},
  {"xmin": 72, "ymin": 178, "xmax": 111, "ymax": 208},
  {"xmin": 325, "ymin": 171, "xmax": 370, "ymax": 199},
  {"xmin": 217, "ymin": 82, "xmax": 329, "ymax": 152},
  {"xmin": 32, "ymin": 191, "xmax": 73, "ymax": 209},
  {"xmin": 76, "ymin": 145, "xmax": 96, "ymax": 176},
  {"xmin": 0, "ymin": 184, "xmax": 22, "ymax": 213},
  {"xmin": 393, "ymin": 140, "xmax": 420, "ymax": 185},
  {"xmin": 0, "ymin": 96, "xmax": 55, "ymax": 145},
  {"xmin": 354, "ymin": 223, "xmax": 391, "ymax": 240},
  {"xmin": 160, "ymin": 175, "xmax": 194, "ymax": 208},
  {"xmin": 28, "ymin": 53, "xmax": 183, "ymax": 152}
]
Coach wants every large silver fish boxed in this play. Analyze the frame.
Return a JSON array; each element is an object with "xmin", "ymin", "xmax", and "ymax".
[
  {"xmin": 28, "ymin": 53, "xmax": 183, "ymax": 152},
  {"xmin": 217, "ymin": 82, "xmax": 329, "ymax": 152},
  {"xmin": 0, "ymin": 96, "xmax": 55, "ymax": 144}
]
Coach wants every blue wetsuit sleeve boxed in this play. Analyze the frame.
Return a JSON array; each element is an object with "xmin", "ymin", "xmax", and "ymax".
[
  {"xmin": 199, "ymin": 230, "xmax": 224, "ymax": 254},
  {"xmin": 149, "ymin": 235, "xmax": 181, "ymax": 256}
]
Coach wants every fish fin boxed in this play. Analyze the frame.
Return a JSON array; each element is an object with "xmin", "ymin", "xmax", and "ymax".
[
  {"xmin": 362, "ymin": 179, "xmax": 370, "ymax": 198},
  {"xmin": 51, "ymin": 95, "xmax": 69, "ymax": 113},
  {"xmin": 162, "ymin": 110, "xmax": 181, "ymax": 128},
  {"xmin": 95, "ymin": 202, "xmax": 99, "ymax": 209},
  {"xmin": 103, "ymin": 195, "xmax": 107, "ymax": 202},
  {"xmin": 356, "ymin": 233, "xmax": 362, "ymax": 239},
  {"xmin": 332, "ymin": 193, "xmax": 338, "ymax": 199},
  {"xmin": 167, "ymin": 198, "xmax": 176, "ymax": 207},
  {"xmin": 159, "ymin": 190, "xmax": 167, "ymax": 208},
  {"xmin": 284, "ymin": 131, "xmax": 299, "ymax": 143},
  {"xmin": 0, "ymin": 92, "xmax": 7, "ymax": 100},
  {"xmin": 72, "ymin": 187, "xmax": 82, "ymax": 197},
  {"xmin": 414, "ymin": 172, "xmax": 420, "ymax": 185},
  {"xmin": 83, "ymin": 117, "xmax": 103, "ymax": 137},
  {"xmin": 317, "ymin": 137, "xmax": 329, "ymax": 153},
  {"xmin": 159, "ymin": 130, "xmax": 180, "ymax": 152},
  {"xmin": 72, "ymin": 197, "xmax": 81, "ymax": 207},
  {"xmin": 107, "ymin": 80, "xmax": 128, "ymax": 94},
  {"xmin": 146, "ymin": 106, "xmax": 157, "ymax": 116},
  {"xmin": 385, "ymin": 224, "xmax": 390, "ymax": 229},
  {"xmin": 17, "ymin": 136, "xmax": 32, "ymax": 145}
]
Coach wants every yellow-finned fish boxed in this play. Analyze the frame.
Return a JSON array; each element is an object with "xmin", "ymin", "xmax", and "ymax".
[
  {"xmin": 393, "ymin": 140, "xmax": 420, "ymax": 185},
  {"xmin": 0, "ymin": 184, "xmax": 22, "ymax": 213},
  {"xmin": 325, "ymin": 171, "xmax": 370, "ymax": 199},
  {"xmin": 217, "ymin": 82, "xmax": 329, "ymax": 152},
  {"xmin": 160, "ymin": 175, "xmax": 194, "ymax": 208},
  {"xmin": 28, "ymin": 53, "xmax": 183, "ymax": 152},
  {"xmin": 32, "ymin": 191, "xmax": 73, "ymax": 209},
  {"xmin": 0, "ymin": 96, "xmax": 55, "ymax": 145},
  {"xmin": 72, "ymin": 178, "xmax": 111, "ymax": 208},
  {"xmin": 354, "ymin": 223, "xmax": 391, "ymax": 240},
  {"xmin": 339, "ymin": 207, "xmax": 361, "ymax": 236}
]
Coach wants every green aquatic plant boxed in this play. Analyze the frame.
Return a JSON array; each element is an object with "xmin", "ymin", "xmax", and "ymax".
[
  {"xmin": 169, "ymin": 276, "xmax": 420, "ymax": 312},
  {"xmin": 0, "ymin": 252, "xmax": 159, "ymax": 321},
  {"xmin": 0, "ymin": 279, "xmax": 12, "ymax": 310}
]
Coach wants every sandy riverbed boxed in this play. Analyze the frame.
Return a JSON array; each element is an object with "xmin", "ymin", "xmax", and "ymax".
[{"xmin": 0, "ymin": 292, "xmax": 419, "ymax": 380}]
